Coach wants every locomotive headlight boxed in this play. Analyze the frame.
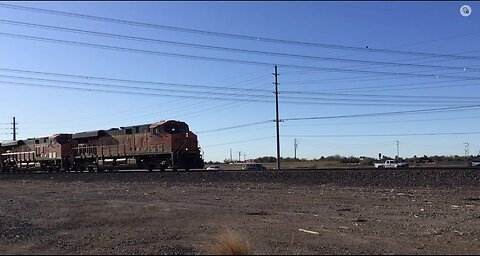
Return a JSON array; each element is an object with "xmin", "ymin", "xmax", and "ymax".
[
  {"xmin": 186, "ymin": 132, "xmax": 189, "ymax": 138},
  {"xmin": 186, "ymin": 148, "xmax": 189, "ymax": 151}
]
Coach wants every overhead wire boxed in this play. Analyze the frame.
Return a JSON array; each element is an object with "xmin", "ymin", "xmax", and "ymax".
[
  {"xmin": 202, "ymin": 136, "xmax": 276, "ymax": 147},
  {"xmin": 3, "ymin": 79, "xmax": 479, "ymax": 107},
  {"xmin": 1, "ymin": 3, "xmax": 479, "ymax": 61},
  {"xmin": 196, "ymin": 120, "xmax": 274, "ymax": 134},
  {"xmin": 17, "ymin": 69, "xmax": 273, "ymax": 127},
  {"xmin": 3, "ymin": 67, "xmax": 480, "ymax": 101},
  {"xmin": 2, "ymin": 32, "xmax": 480, "ymax": 80},
  {"xmin": 282, "ymin": 131, "xmax": 480, "ymax": 138},
  {"xmin": 184, "ymin": 105, "xmax": 480, "ymax": 135},
  {"xmin": 0, "ymin": 67, "xmax": 272, "ymax": 93},
  {"xmin": 0, "ymin": 73, "xmax": 274, "ymax": 99},
  {"xmin": 281, "ymin": 115, "xmax": 480, "ymax": 127},
  {"xmin": 0, "ymin": 21, "xmax": 476, "ymax": 105},
  {"xmin": 4, "ymin": 67, "xmax": 480, "ymax": 106},
  {"xmin": 282, "ymin": 105, "xmax": 480, "ymax": 122},
  {"xmin": 1, "ymin": 19, "xmax": 479, "ymax": 72}
]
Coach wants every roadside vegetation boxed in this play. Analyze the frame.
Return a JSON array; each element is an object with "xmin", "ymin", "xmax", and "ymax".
[{"xmin": 204, "ymin": 154, "xmax": 480, "ymax": 169}]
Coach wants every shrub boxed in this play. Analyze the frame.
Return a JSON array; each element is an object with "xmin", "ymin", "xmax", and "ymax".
[{"xmin": 209, "ymin": 230, "xmax": 252, "ymax": 255}]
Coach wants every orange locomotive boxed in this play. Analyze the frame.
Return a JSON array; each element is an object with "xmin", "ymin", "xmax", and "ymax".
[{"xmin": 0, "ymin": 120, "xmax": 204, "ymax": 173}]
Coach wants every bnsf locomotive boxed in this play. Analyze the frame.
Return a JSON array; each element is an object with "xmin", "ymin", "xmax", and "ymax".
[{"xmin": 0, "ymin": 120, "xmax": 204, "ymax": 173}]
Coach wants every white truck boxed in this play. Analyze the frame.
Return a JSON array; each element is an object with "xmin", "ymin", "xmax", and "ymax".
[{"xmin": 374, "ymin": 160, "xmax": 409, "ymax": 168}]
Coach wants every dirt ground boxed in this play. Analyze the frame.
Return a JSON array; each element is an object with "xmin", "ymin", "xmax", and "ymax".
[{"xmin": 1, "ymin": 169, "xmax": 480, "ymax": 255}]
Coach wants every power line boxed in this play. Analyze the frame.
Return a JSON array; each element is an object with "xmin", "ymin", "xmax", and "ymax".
[
  {"xmin": 5, "ymin": 68, "xmax": 272, "ymax": 126},
  {"xmin": 282, "ymin": 105, "xmax": 480, "ymax": 121},
  {"xmin": 282, "ymin": 131, "xmax": 480, "ymax": 138},
  {"xmin": 281, "ymin": 115, "xmax": 480, "ymax": 127},
  {"xmin": 0, "ymin": 73, "xmax": 273, "ymax": 99},
  {"xmin": 0, "ymin": 75, "xmax": 476, "ymax": 107},
  {"xmin": 3, "ymin": 78, "xmax": 479, "ymax": 107},
  {"xmin": 313, "ymin": 77, "xmax": 477, "ymax": 93},
  {"xmin": 1, "ymin": 19, "xmax": 479, "ymax": 73},
  {"xmin": 281, "ymin": 57, "xmax": 480, "ymax": 93},
  {"xmin": 180, "ymin": 109, "xmax": 480, "ymax": 136},
  {"xmin": 0, "ymin": 79, "xmax": 273, "ymax": 102},
  {"xmin": 281, "ymin": 62, "xmax": 480, "ymax": 90},
  {"xmin": 279, "ymin": 89, "xmax": 480, "ymax": 100},
  {"xmin": 18, "ymin": 78, "xmax": 273, "ymax": 127},
  {"xmin": 0, "ymin": 68, "xmax": 271, "ymax": 93},
  {"xmin": 1, "ymin": 3, "xmax": 479, "ymax": 61},
  {"xmin": 282, "ymin": 49, "xmax": 480, "ymax": 77},
  {"xmin": 202, "ymin": 136, "xmax": 275, "ymax": 147},
  {"xmin": 2, "ymin": 67, "xmax": 480, "ymax": 102},
  {"xmin": 2, "ymin": 32, "xmax": 480, "ymax": 80},
  {"xmin": 196, "ymin": 120, "xmax": 273, "ymax": 134}
]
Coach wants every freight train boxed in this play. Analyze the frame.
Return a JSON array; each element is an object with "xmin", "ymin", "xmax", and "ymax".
[{"xmin": 0, "ymin": 120, "xmax": 204, "ymax": 173}]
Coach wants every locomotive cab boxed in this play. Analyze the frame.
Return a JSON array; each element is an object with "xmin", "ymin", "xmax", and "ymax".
[
  {"xmin": 149, "ymin": 120, "xmax": 204, "ymax": 170},
  {"xmin": 151, "ymin": 120, "xmax": 189, "ymax": 134}
]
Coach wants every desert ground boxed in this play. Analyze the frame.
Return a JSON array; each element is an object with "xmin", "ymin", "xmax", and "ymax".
[{"xmin": 1, "ymin": 169, "xmax": 480, "ymax": 255}]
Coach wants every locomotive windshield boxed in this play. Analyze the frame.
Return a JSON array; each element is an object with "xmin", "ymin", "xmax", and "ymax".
[
  {"xmin": 163, "ymin": 122, "xmax": 189, "ymax": 133},
  {"xmin": 56, "ymin": 137, "xmax": 71, "ymax": 144}
]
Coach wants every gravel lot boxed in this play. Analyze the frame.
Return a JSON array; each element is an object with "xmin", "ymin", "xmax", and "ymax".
[{"xmin": 1, "ymin": 169, "xmax": 480, "ymax": 255}]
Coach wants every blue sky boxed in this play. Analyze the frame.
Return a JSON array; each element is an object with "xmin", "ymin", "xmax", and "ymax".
[{"xmin": 0, "ymin": 1, "xmax": 479, "ymax": 161}]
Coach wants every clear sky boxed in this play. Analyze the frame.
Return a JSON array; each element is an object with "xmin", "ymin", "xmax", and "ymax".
[{"xmin": 0, "ymin": 1, "xmax": 479, "ymax": 162}]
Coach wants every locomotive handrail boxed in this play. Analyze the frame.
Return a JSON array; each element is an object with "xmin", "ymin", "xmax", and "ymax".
[
  {"xmin": 74, "ymin": 144, "xmax": 171, "ymax": 154},
  {"xmin": 1, "ymin": 151, "xmax": 36, "ymax": 156}
]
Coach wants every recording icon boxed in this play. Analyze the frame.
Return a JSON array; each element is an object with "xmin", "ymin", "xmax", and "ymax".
[{"xmin": 460, "ymin": 5, "xmax": 472, "ymax": 17}]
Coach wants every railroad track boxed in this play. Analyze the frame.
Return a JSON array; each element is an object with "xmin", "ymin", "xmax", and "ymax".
[
  {"xmin": 1, "ymin": 165, "xmax": 479, "ymax": 175},
  {"xmin": 2, "ymin": 167, "xmax": 480, "ymax": 188}
]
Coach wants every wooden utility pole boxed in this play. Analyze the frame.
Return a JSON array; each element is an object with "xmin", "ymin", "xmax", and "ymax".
[{"xmin": 274, "ymin": 65, "xmax": 281, "ymax": 170}]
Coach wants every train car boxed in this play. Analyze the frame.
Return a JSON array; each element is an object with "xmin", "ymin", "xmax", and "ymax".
[
  {"xmin": 0, "ymin": 120, "xmax": 203, "ymax": 173},
  {"xmin": 0, "ymin": 140, "xmax": 31, "ymax": 172},
  {"xmin": 34, "ymin": 134, "xmax": 75, "ymax": 172},
  {"xmin": 72, "ymin": 120, "xmax": 204, "ymax": 171},
  {"xmin": 0, "ymin": 134, "xmax": 74, "ymax": 173}
]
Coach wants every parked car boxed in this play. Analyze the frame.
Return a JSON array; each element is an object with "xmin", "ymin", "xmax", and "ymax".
[
  {"xmin": 374, "ymin": 160, "xmax": 409, "ymax": 168},
  {"xmin": 241, "ymin": 163, "xmax": 266, "ymax": 170},
  {"xmin": 206, "ymin": 166, "xmax": 223, "ymax": 171},
  {"xmin": 467, "ymin": 160, "xmax": 480, "ymax": 167}
]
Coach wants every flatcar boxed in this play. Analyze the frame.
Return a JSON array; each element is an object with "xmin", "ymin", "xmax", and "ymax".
[{"xmin": 0, "ymin": 120, "xmax": 204, "ymax": 173}]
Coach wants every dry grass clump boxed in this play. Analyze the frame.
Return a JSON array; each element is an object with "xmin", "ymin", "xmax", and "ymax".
[{"xmin": 209, "ymin": 230, "xmax": 252, "ymax": 255}]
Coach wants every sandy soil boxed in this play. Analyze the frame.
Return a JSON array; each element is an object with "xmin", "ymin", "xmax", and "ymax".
[{"xmin": 1, "ymin": 169, "xmax": 480, "ymax": 255}]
